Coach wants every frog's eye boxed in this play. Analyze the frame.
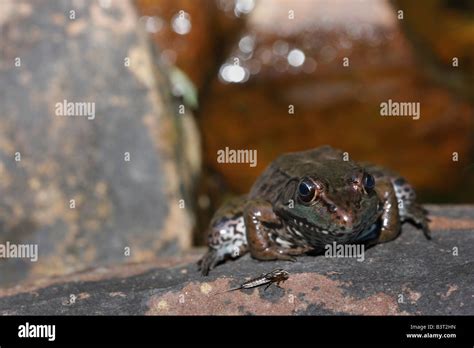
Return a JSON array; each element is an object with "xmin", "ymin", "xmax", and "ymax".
[
  {"xmin": 363, "ymin": 173, "xmax": 375, "ymax": 192},
  {"xmin": 297, "ymin": 178, "xmax": 318, "ymax": 203}
]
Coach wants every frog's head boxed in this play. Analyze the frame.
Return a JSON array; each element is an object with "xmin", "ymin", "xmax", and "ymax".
[{"xmin": 276, "ymin": 160, "xmax": 381, "ymax": 243}]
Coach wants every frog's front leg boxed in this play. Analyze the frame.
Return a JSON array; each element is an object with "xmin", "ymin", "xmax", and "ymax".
[
  {"xmin": 362, "ymin": 164, "xmax": 431, "ymax": 243},
  {"xmin": 244, "ymin": 199, "xmax": 307, "ymax": 261},
  {"xmin": 374, "ymin": 178, "xmax": 401, "ymax": 243}
]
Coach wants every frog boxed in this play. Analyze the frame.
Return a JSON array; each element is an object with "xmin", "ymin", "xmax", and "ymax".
[{"xmin": 198, "ymin": 145, "xmax": 430, "ymax": 275}]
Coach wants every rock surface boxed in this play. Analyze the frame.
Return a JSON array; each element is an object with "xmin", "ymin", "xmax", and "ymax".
[
  {"xmin": 0, "ymin": 0, "xmax": 199, "ymax": 286},
  {"xmin": 0, "ymin": 205, "xmax": 472, "ymax": 315}
]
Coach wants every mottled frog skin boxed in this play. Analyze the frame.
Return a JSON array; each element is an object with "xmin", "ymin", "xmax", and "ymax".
[{"xmin": 198, "ymin": 146, "xmax": 430, "ymax": 275}]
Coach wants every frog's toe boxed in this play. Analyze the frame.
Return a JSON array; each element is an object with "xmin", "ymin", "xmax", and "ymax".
[
  {"xmin": 415, "ymin": 215, "xmax": 431, "ymax": 240},
  {"xmin": 421, "ymin": 222, "xmax": 431, "ymax": 240},
  {"xmin": 409, "ymin": 218, "xmax": 431, "ymax": 240},
  {"xmin": 278, "ymin": 254, "xmax": 297, "ymax": 262},
  {"xmin": 285, "ymin": 246, "xmax": 313, "ymax": 256},
  {"xmin": 273, "ymin": 254, "xmax": 297, "ymax": 262},
  {"xmin": 198, "ymin": 250, "xmax": 218, "ymax": 276},
  {"xmin": 404, "ymin": 204, "xmax": 431, "ymax": 240},
  {"xmin": 424, "ymin": 228, "xmax": 431, "ymax": 240},
  {"xmin": 272, "ymin": 248, "xmax": 300, "ymax": 262}
]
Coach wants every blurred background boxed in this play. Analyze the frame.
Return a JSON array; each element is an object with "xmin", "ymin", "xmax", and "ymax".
[
  {"xmin": 134, "ymin": 0, "xmax": 474, "ymax": 242},
  {"xmin": 0, "ymin": 0, "xmax": 473, "ymax": 287}
]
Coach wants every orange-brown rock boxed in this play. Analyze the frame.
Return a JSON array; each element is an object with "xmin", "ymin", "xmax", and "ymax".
[
  {"xmin": 135, "ymin": 0, "xmax": 246, "ymax": 90},
  {"xmin": 395, "ymin": 0, "xmax": 474, "ymax": 101},
  {"xmin": 198, "ymin": 0, "xmax": 474, "ymax": 202}
]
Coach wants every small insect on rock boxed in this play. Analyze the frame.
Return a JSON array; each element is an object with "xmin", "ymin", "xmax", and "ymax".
[{"xmin": 222, "ymin": 269, "xmax": 290, "ymax": 293}]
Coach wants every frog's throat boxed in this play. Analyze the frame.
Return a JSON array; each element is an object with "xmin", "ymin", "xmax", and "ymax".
[
  {"xmin": 276, "ymin": 206, "xmax": 376, "ymax": 239},
  {"xmin": 276, "ymin": 208, "xmax": 339, "ymax": 234}
]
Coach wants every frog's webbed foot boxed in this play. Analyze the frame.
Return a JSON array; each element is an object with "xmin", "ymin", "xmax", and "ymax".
[
  {"xmin": 283, "ymin": 245, "xmax": 313, "ymax": 256},
  {"xmin": 405, "ymin": 203, "xmax": 431, "ymax": 240},
  {"xmin": 198, "ymin": 243, "xmax": 249, "ymax": 276},
  {"xmin": 244, "ymin": 199, "xmax": 304, "ymax": 262},
  {"xmin": 197, "ymin": 249, "xmax": 220, "ymax": 276}
]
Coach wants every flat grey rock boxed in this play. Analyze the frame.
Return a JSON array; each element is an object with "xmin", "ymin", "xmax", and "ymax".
[
  {"xmin": 0, "ymin": 0, "xmax": 199, "ymax": 286},
  {"xmin": 0, "ymin": 205, "xmax": 472, "ymax": 315}
]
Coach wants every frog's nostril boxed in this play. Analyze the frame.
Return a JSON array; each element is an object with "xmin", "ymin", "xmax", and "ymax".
[{"xmin": 338, "ymin": 212, "xmax": 353, "ymax": 226}]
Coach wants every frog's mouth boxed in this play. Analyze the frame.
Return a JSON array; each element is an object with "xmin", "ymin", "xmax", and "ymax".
[{"xmin": 276, "ymin": 208, "xmax": 373, "ymax": 244}]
